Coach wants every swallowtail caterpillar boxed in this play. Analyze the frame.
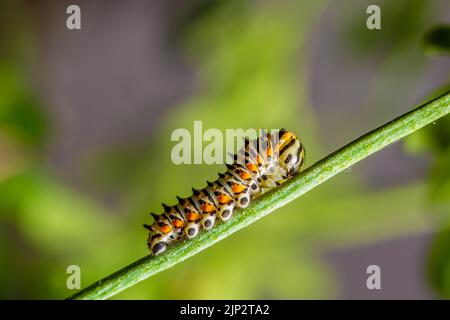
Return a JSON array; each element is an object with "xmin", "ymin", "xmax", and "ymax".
[{"xmin": 144, "ymin": 129, "xmax": 305, "ymax": 255}]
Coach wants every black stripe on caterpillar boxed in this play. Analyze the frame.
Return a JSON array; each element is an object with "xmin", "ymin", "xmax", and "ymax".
[{"xmin": 144, "ymin": 129, "xmax": 305, "ymax": 255}]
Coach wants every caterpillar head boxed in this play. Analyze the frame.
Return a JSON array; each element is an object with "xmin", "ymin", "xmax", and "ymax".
[{"xmin": 278, "ymin": 129, "xmax": 305, "ymax": 177}]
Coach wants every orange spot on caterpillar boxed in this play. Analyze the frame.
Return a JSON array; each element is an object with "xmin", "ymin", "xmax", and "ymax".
[
  {"xmin": 160, "ymin": 225, "xmax": 172, "ymax": 234},
  {"xmin": 240, "ymin": 171, "xmax": 251, "ymax": 180},
  {"xmin": 200, "ymin": 204, "xmax": 214, "ymax": 213},
  {"xmin": 246, "ymin": 163, "xmax": 258, "ymax": 172},
  {"xmin": 173, "ymin": 219, "xmax": 184, "ymax": 228},
  {"xmin": 256, "ymin": 155, "xmax": 263, "ymax": 165},
  {"xmin": 187, "ymin": 212, "xmax": 201, "ymax": 221},
  {"xmin": 231, "ymin": 184, "xmax": 245, "ymax": 194},
  {"xmin": 217, "ymin": 194, "xmax": 232, "ymax": 204}
]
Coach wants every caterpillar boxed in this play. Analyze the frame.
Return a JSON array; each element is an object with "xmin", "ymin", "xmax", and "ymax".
[{"xmin": 144, "ymin": 129, "xmax": 305, "ymax": 255}]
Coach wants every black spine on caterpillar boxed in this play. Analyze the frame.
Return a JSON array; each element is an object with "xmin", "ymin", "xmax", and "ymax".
[{"xmin": 144, "ymin": 129, "xmax": 305, "ymax": 255}]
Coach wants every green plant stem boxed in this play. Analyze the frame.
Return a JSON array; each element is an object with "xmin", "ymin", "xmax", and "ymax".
[{"xmin": 69, "ymin": 91, "xmax": 450, "ymax": 300}]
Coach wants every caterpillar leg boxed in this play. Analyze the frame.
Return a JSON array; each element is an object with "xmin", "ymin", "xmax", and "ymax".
[
  {"xmin": 217, "ymin": 187, "xmax": 250, "ymax": 222},
  {"xmin": 248, "ymin": 179, "xmax": 262, "ymax": 197},
  {"xmin": 150, "ymin": 240, "xmax": 168, "ymax": 255},
  {"xmin": 193, "ymin": 188, "xmax": 218, "ymax": 234},
  {"xmin": 183, "ymin": 209, "xmax": 203, "ymax": 239},
  {"xmin": 201, "ymin": 212, "xmax": 216, "ymax": 230},
  {"xmin": 235, "ymin": 189, "xmax": 252, "ymax": 209},
  {"xmin": 184, "ymin": 221, "xmax": 201, "ymax": 238},
  {"xmin": 146, "ymin": 224, "xmax": 171, "ymax": 255},
  {"xmin": 217, "ymin": 201, "xmax": 235, "ymax": 221}
]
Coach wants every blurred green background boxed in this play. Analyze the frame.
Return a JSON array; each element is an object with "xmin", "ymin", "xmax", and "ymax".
[{"xmin": 0, "ymin": 0, "xmax": 449, "ymax": 299}]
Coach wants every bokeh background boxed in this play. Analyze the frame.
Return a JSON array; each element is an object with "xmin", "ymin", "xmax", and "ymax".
[{"xmin": 1, "ymin": 0, "xmax": 450, "ymax": 299}]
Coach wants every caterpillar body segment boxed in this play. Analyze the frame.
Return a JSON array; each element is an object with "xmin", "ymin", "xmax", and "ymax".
[{"xmin": 145, "ymin": 129, "xmax": 305, "ymax": 255}]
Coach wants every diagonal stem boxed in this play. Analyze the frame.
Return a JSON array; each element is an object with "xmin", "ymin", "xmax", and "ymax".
[{"xmin": 68, "ymin": 91, "xmax": 450, "ymax": 300}]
